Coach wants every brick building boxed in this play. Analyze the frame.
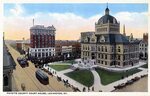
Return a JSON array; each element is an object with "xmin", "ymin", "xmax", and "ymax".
[{"xmin": 29, "ymin": 25, "xmax": 56, "ymax": 59}]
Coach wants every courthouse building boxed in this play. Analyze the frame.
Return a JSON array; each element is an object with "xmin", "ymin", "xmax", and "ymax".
[
  {"xmin": 29, "ymin": 25, "xmax": 56, "ymax": 59},
  {"xmin": 81, "ymin": 6, "xmax": 139, "ymax": 68}
]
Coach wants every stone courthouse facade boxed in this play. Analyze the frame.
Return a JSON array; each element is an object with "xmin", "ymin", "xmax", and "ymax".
[{"xmin": 81, "ymin": 6, "xmax": 139, "ymax": 68}]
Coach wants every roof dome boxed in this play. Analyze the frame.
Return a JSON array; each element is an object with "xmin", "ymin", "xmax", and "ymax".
[{"xmin": 97, "ymin": 7, "xmax": 118, "ymax": 24}]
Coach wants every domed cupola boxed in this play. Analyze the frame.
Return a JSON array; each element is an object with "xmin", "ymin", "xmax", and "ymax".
[
  {"xmin": 97, "ymin": 6, "xmax": 118, "ymax": 24},
  {"xmin": 95, "ymin": 4, "xmax": 120, "ymax": 35}
]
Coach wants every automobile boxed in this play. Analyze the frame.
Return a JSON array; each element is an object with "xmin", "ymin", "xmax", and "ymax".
[
  {"xmin": 115, "ymin": 83, "xmax": 126, "ymax": 89},
  {"xmin": 17, "ymin": 57, "xmax": 22, "ymax": 62},
  {"xmin": 134, "ymin": 76, "xmax": 140, "ymax": 81},
  {"xmin": 17, "ymin": 57, "xmax": 29, "ymax": 67},
  {"xmin": 126, "ymin": 80, "xmax": 134, "ymax": 85},
  {"xmin": 23, "ymin": 59, "xmax": 29, "ymax": 67}
]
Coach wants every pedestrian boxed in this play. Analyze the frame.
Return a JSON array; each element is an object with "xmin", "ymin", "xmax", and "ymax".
[{"xmin": 21, "ymin": 83, "xmax": 26, "ymax": 91}]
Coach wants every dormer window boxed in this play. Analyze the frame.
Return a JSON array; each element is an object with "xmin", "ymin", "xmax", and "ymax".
[
  {"xmin": 84, "ymin": 37, "xmax": 88, "ymax": 42},
  {"xmin": 100, "ymin": 35, "xmax": 105, "ymax": 42}
]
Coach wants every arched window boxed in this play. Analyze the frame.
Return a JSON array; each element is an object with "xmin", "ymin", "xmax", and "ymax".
[{"xmin": 3, "ymin": 75, "xmax": 8, "ymax": 86}]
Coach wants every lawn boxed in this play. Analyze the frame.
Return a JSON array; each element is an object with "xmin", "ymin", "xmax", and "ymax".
[
  {"xmin": 65, "ymin": 70, "xmax": 94, "ymax": 87},
  {"xmin": 95, "ymin": 68, "xmax": 141, "ymax": 85},
  {"xmin": 140, "ymin": 64, "xmax": 148, "ymax": 68},
  {"xmin": 49, "ymin": 65, "xmax": 70, "ymax": 71}
]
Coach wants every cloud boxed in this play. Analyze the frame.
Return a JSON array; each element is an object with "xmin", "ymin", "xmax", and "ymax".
[
  {"xmin": 114, "ymin": 12, "xmax": 148, "ymax": 37},
  {"xmin": 4, "ymin": 10, "xmax": 148, "ymax": 40},
  {"xmin": 114, "ymin": 12, "xmax": 148, "ymax": 28},
  {"xmin": 10, "ymin": 4, "xmax": 25, "ymax": 16}
]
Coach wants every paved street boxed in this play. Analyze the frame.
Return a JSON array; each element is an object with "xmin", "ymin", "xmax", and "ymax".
[{"xmin": 7, "ymin": 44, "xmax": 72, "ymax": 91}]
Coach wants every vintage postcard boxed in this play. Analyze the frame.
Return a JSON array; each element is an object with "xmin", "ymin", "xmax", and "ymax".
[{"xmin": 2, "ymin": 2, "xmax": 148, "ymax": 96}]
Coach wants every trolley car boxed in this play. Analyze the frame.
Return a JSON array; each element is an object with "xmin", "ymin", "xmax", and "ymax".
[{"xmin": 35, "ymin": 69, "xmax": 49, "ymax": 85}]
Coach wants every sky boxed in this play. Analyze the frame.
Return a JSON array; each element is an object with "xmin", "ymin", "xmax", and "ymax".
[{"xmin": 4, "ymin": 3, "xmax": 148, "ymax": 40}]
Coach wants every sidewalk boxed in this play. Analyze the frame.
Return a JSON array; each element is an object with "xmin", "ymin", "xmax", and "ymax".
[
  {"xmin": 98, "ymin": 61, "xmax": 147, "ymax": 72},
  {"xmin": 91, "ymin": 70, "xmax": 103, "ymax": 91}
]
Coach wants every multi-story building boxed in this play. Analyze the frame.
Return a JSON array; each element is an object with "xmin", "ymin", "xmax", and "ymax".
[
  {"xmin": 16, "ymin": 39, "xmax": 30, "ymax": 54},
  {"xmin": 62, "ymin": 45, "xmax": 72, "ymax": 58},
  {"xmin": 139, "ymin": 33, "xmax": 148, "ymax": 60},
  {"xmin": 29, "ymin": 25, "xmax": 56, "ymax": 59},
  {"xmin": 3, "ymin": 39, "xmax": 16, "ymax": 91},
  {"xmin": 81, "ymin": 6, "xmax": 139, "ymax": 68},
  {"xmin": 55, "ymin": 40, "xmax": 81, "ymax": 58}
]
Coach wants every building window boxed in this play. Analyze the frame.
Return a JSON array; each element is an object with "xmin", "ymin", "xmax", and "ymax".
[
  {"xmin": 118, "ymin": 55, "xmax": 120, "ymax": 60},
  {"xmin": 46, "ymin": 53, "xmax": 48, "ymax": 57},
  {"xmin": 35, "ymin": 53, "xmax": 37, "ymax": 57},
  {"xmin": 105, "ymin": 55, "xmax": 107, "ymax": 59},
  {"xmin": 118, "ymin": 62, "xmax": 120, "ymax": 65},
  {"xmin": 105, "ymin": 61, "xmax": 107, "ymax": 65},
  {"xmin": 118, "ymin": 46, "xmax": 120, "ymax": 52},
  {"xmin": 101, "ymin": 61, "xmax": 103, "ymax": 64},
  {"xmin": 105, "ymin": 46, "xmax": 107, "ymax": 52},
  {"xmin": 4, "ymin": 75, "xmax": 8, "ymax": 86},
  {"xmin": 42, "ymin": 53, "xmax": 44, "ymax": 57},
  {"xmin": 38, "ymin": 53, "xmax": 41, "ymax": 57},
  {"xmin": 98, "ymin": 54, "xmax": 100, "ymax": 58}
]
